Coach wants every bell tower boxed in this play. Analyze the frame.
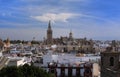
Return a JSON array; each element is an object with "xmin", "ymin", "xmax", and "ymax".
[
  {"xmin": 69, "ymin": 30, "xmax": 73, "ymax": 41},
  {"xmin": 47, "ymin": 20, "xmax": 53, "ymax": 45}
]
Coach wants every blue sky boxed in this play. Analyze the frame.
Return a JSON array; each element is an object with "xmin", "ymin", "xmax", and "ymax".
[{"xmin": 0, "ymin": 0, "xmax": 120, "ymax": 40}]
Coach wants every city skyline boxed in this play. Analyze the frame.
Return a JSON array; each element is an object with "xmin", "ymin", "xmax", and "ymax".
[{"xmin": 0, "ymin": 0, "xmax": 120, "ymax": 40}]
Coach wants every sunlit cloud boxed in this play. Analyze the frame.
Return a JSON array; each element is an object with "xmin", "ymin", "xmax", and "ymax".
[{"xmin": 31, "ymin": 13, "xmax": 79, "ymax": 22}]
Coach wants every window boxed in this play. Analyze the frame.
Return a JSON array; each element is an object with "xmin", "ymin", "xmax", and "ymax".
[{"xmin": 110, "ymin": 57, "xmax": 114, "ymax": 66}]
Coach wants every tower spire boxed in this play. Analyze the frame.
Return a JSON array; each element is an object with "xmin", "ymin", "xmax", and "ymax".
[
  {"xmin": 48, "ymin": 20, "xmax": 51, "ymax": 29},
  {"xmin": 47, "ymin": 20, "xmax": 53, "ymax": 45}
]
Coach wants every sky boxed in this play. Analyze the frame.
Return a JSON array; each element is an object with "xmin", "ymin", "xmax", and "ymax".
[{"xmin": 0, "ymin": 0, "xmax": 120, "ymax": 41}]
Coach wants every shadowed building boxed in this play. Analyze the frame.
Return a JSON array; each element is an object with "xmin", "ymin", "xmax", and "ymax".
[{"xmin": 101, "ymin": 47, "xmax": 120, "ymax": 77}]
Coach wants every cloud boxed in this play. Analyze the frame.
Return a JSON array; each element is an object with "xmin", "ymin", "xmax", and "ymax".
[
  {"xmin": 31, "ymin": 12, "xmax": 116, "ymax": 25},
  {"xmin": 31, "ymin": 13, "xmax": 79, "ymax": 22}
]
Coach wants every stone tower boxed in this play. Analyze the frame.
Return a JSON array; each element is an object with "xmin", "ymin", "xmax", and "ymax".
[
  {"xmin": 47, "ymin": 20, "xmax": 53, "ymax": 45},
  {"xmin": 101, "ymin": 49, "xmax": 120, "ymax": 77},
  {"xmin": 69, "ymin": 30, "xmax": 73, "ymax": 41},
  {"xmin": 6, "ymin": 37, "xmax": 10, "ymax": 47}
]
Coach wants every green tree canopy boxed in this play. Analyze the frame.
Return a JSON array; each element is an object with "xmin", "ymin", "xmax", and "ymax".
[{"xmin": 0, "ymin": 64, "xmax": 54, "ymax": 77}]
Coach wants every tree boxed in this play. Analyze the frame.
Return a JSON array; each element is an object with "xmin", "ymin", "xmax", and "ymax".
[{"xmin": 0, "ymin": 64, "xmax": 54, "ymax": 77}]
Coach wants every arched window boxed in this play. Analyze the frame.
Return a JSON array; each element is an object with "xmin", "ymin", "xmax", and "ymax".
[{"xmin": 110, "ymin": 57, "xmax": 114, "ymax": 66}]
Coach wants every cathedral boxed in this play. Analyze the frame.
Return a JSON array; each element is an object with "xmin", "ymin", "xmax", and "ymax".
[{"xmin": 45, "ymin": 21, "xmax": 95, "ymax": 53}]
